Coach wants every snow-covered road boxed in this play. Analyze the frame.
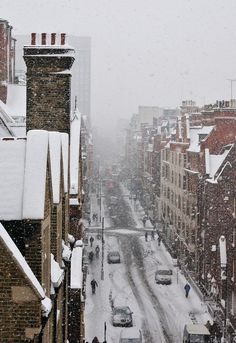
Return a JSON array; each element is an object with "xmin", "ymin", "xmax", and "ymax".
[{"xmin": 84, "ymin": 185, "xmax": 211, "ymax": 343}]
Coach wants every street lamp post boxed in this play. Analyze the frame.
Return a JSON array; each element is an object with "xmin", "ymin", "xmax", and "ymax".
[
  {"xmin": 101, "ymin": 217, "xmax": 105, "ymax": 280},
  {"xmin": 227, "ymin": 78, "xmax": 236, "ymax": 101},
  {"xmin": 219, "ymin": 235, "xmax": 227, "ymax": 342}
]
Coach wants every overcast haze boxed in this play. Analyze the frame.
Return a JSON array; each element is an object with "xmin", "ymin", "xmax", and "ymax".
[{"xmin": 1, "ymin": 0, "xmax": 236, "ymax": 129}]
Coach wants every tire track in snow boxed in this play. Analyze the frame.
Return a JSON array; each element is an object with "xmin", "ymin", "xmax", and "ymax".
[{"xmin": 120, "ymin": 235, "xmax": 173, "ymax": 343}]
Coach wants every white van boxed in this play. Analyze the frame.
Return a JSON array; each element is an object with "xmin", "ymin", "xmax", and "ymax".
[
  {"xmin": 119, "ymin": 328, "xmax": 142, "ymax": 343},
  {"xmin": 183, "ymin": 324, "xmax": 210, "ymax": 343}
]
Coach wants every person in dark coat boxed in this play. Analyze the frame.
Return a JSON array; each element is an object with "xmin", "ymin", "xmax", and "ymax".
[
  {"xmin": 92, "ymin": 337, "xmax": 99, "ymax": 343},
  {"xmin": 184, "ymin": 283, "xmax": 191, "ymax": 298},
  {"xmin": 90, "ymin": 236, "xmax": 94, "ymax": 247},
  {"xmin": 145, "ymin": 231, "xmax": 148, "ymax": 242},
  {"xmin": 91, "ymin": 278, "xmax": 98, "ymax": 294}
]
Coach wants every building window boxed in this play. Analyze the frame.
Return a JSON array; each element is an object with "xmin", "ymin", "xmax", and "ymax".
[
  {"xmin": 178, "ymin": 195, "xmax": 181, "ymax": 209},
  {"xmin": 183, "ymin": 175, "xmax": 186, "ymax": 190},
  {"xmin": 179, "ymin": 154, "xmax": 181, "ymax": 166},
  {"xmin": 179, "ymin": 174, "xmax": 182, "ymax": 188}
]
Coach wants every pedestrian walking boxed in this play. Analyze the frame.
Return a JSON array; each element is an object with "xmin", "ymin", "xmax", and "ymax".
[
  {"xmin": 90, "ymin": 236, "xmax": 94, "ymax": 247},
  {"xmin": 184, "ymin": 283, "xmax": 191, "ymax": 298},
  {"xmin": 145, "ymin": 231, "xmax": 148, "ymax": 242},
  {"xmin": 151, "ymin": 230, "xmax": 155, "ymax": 240},
  {"xmin": 158, "ymin": 235, "xmax": 162, "ymax": 246},
  {"xmin": 91, "ymin": 278, "xmax": 98, "ymax": 294},
  {"xmin": 95, "ymin": 245, "xmax": 100, "ymax": 258},
  {"xmin": 88, "ymin": 251, "xmax": 94, "ymax": 263},
  {"xmin": 92, "ymin": 336, "xmax": 100, "ymax": 343},
  {"xmin": 142, "ymin": 217, "xmax": 147, "ymax": 227},
  {"xmin": 88, "ymin": 218, "xmax": 91, "ymax": 226}
]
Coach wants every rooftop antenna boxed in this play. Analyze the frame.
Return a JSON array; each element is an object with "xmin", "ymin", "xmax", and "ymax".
[{"xmin": 227, "ymin": 78, "xmax": 236, "ymax": 100}]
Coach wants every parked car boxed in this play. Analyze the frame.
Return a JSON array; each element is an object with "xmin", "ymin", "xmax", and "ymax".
[
  {"xmin": 112, "ymin": 306, "xmax": 133, "ymax": 327},
  {"xmin": 155, "ymin": 266, "xmax": 172, "ymax": 285},
  {"xmin": 107, "ymin": 251, "xmax": 121, "ymax": 264},
  {"xmin": 119, "ymin": 328, "xmax": 142, "ymax": 343},
  {"xmin": 183, "ymin": 324, "xmax": 210, "ymax": 342}
]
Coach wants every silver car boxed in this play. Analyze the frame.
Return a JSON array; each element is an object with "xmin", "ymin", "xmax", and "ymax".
[
  {"xmin": 155, "ymin": 267, "xmax": 172, "ymax": 285},
  {"xmin": 112, "ymin": 306, "xmax": 133, "ymax": 327},
  {"xmin": 107, "ymin": 251, "xmax": 121, "ymax": 264}
]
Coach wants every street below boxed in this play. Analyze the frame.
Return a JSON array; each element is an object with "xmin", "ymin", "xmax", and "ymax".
[{"xmin": 84, "ymin": 182, "xmax": 211, "ymax": 343}]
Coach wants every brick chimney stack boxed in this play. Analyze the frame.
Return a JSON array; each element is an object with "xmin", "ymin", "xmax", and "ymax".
[
  {"xmin": 0, "ymin": 19, "xmax": 16, "ymax": 103},
  {"xmin": 23, "ymin": 32, "xmax": 75, "ymax": 135}
]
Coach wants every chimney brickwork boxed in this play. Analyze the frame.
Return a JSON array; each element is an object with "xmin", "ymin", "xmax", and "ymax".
[
  {"xmin": 24, "ymin": 33, "xmax": 75, "ymax": 134},
  {"xmin": 0, "ymin": 19, "xmax": 16, "ymax": 103}
]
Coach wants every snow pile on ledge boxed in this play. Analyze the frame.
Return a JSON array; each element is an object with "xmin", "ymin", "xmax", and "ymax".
[
  {"xmin": 62, "ymin": 240, "xmax": 71, "ymax": 261},
  {"xmin": 75, "ymin": 240, "xmax": 83, "ymax": 247},
  {"xmin": 68, "ymin": 234, "xmax": 75, "ymax": 244},
  {"xmin": 69, "ymin": 198, "xmax": 79, "ymax": 206},
  {"xmin": 41, "ymin": 296, "xmax": 52, "ymax": 317},
  {"xmin": 70, "ymin": 246, "xmax": 83, "ymax": 289},
  {"xmin": 51, "ymin": 254, "xmax": 64, "ymax": 288}
]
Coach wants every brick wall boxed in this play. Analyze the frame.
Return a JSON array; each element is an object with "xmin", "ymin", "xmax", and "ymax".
[
  {"xmin": 200, "ymin": 145, "xmax": 236, "ymax": 323},
  {"xmin": 68, "ymin": 289, "xmax": 82, "ymax": 343},
  {"xmin": 24, "ymin": 44, "xmax": 74, "ymax": 134},
  {"xmin": 201, "ymin": 118, "xmax": 236, "ymax": 154},
  {"xmin": 0, "ymin": 241, "xmax": 41, "ymax": 343},
  {"xmin": 51, "ymin": 204, "xmax": 62, "ymax": 263}
]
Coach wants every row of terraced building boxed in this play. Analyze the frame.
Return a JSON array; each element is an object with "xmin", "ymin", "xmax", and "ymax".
[
  {"xmin": 0, "ymin": 19, "xmax": 90, "ymax": 343},
  {"xmin": 125, "ymin": 101, "xmax": 236, "ymax": 339}
]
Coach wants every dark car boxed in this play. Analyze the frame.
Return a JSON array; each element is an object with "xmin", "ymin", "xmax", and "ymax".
[
  {"xmin": 107, "ymin": 251, "xmax": 121, "ymax": 264},
  {"xmin": 112, "ymin": 306, "xmax": 133, "ymax": 327}
]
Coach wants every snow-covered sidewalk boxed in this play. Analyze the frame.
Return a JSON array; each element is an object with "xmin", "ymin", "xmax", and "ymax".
[{"xmin": 120, "ymin": 183, "xmax": 153, "ymax": 229}]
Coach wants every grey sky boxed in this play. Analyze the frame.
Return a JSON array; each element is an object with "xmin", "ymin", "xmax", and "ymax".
[{"xmin": 1, "ymin": 0, "xmax": 236, "ymax": 128}]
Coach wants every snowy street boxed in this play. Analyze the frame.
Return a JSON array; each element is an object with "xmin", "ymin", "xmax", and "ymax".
[{"xmin": 84, "ymin": 184, "xmax": 211, "ymax": 343}]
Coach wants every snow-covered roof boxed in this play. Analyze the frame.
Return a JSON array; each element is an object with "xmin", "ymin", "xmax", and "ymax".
[
  {"xmin": 0, "ymin": 129, "xmax": 69, "ymax": 220},
  {"xmin": 70, "ymin": 108, "xmax": 81, "ymax": 195},
  {"xmin": 185, "ymin": 324, "xmax": 210, "ymax": 335},
  {"xmin": 51, "ymin": 254, "xmax": 64, "ymax": 288},
  {"xmin": 0, "ymin": 101, "xmax": 15, "ymax": 137},
  {"xmin": 23, "ymin": 130, "xmax": 49, "ymax": 219},
  {"xmin": 49, "ymin": 132, "xmax": 61, "ymax": 204},
  {"xmin": 0, "ymin": 138, "xmax": 26, "ymax": 220},
  {"xmin": 9, "ymin": 122, "xmax": 26, "ymax": 137},
  {"xmin": 0, "ymin": 223, "xmax": 45, "ymax": 299},
  {"xmin": 61, "ymin": 133, "xmax": 69, "ymax": 193},
  {"xmin": 207, "ymin": 148, "xmax": 231, "ymax": 179},
  {"xmin": 6, "ymin": 84, "xmax": 26, "ymax": 118},
  {"xmin": 187, "ymin": 126, "xmax": 214, "ymax": 152},
  {"xmin": 70, "ymin": 246, "xmax": 83, "ymax": 289}
]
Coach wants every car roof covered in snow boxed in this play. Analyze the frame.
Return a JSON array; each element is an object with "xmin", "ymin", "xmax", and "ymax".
[
  {"xmin": 185, "ymin": 324, "xmax": 210, "ymax": 335},
  {"xmin": 120, "ymin": 328, "xmax": 141, "ymax": 338}
]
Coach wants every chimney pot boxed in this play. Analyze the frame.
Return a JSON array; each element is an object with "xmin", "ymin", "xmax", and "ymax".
[
  {"xmin": 51, "ymin": 33, "xmax": 56, "ymax": 45},
  {"xmin": 41, "ymin": 33, "xmax": 47, "ymax": 45},
  {"xmin": 61, "ymin": 33, "xmax": 66, "ymax": 45},
  {"xmin": 31, "ymin": 33, "xmax": 36, "ymax": 45}
]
